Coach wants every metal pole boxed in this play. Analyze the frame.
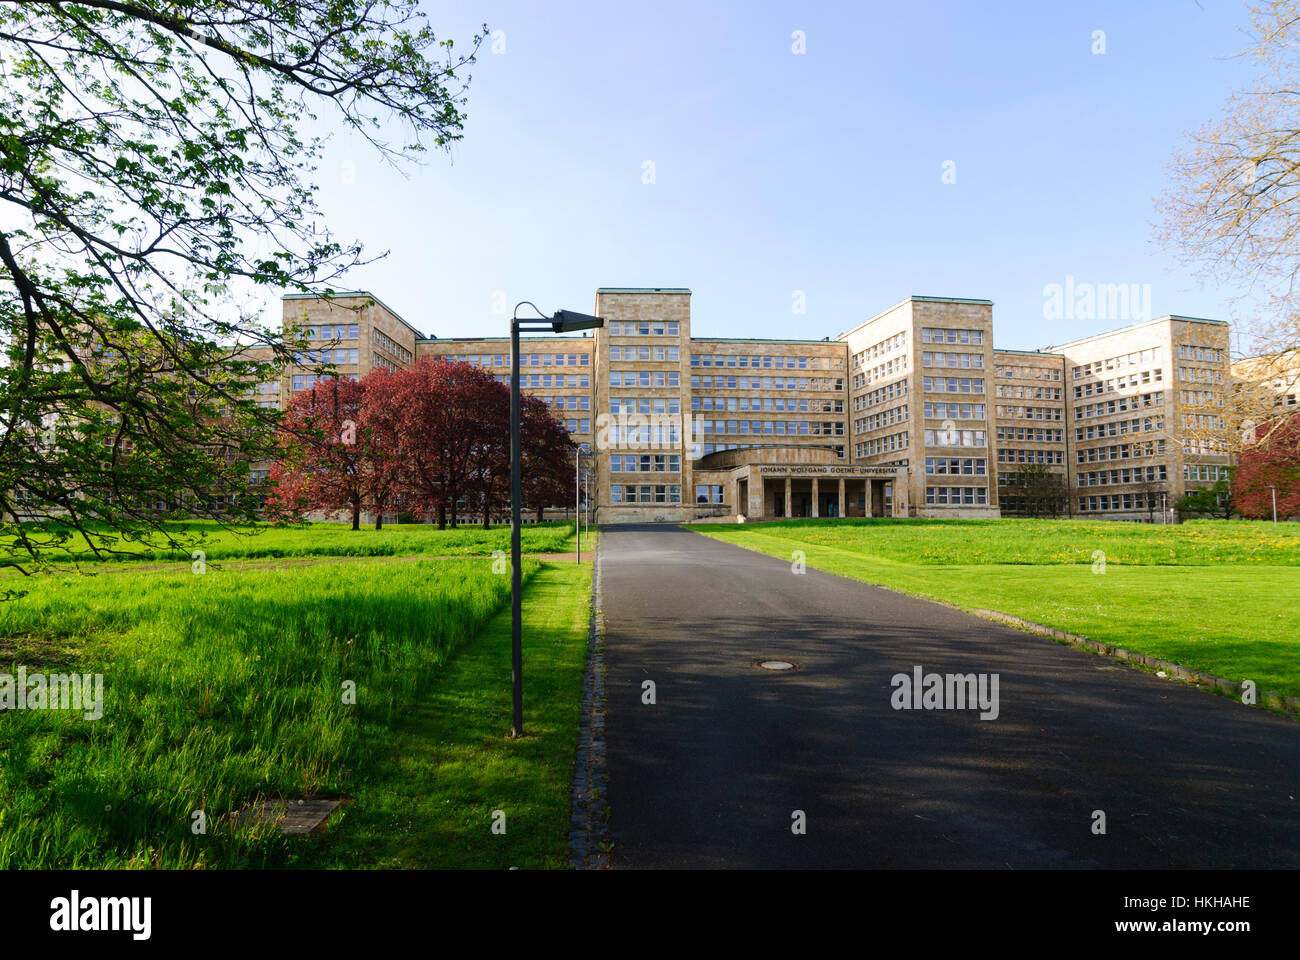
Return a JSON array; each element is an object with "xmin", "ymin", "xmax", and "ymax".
[
  {"xmin": 510, "ymin": 320, "xmax": 523, "ymax": 738},
  {"xmin": 576, "ymin": 447, "xmax": 581, "ymax": 565},
  {"xmin": 1270, "ymin": 485, "xmax": 1278, "ymax": 525}
]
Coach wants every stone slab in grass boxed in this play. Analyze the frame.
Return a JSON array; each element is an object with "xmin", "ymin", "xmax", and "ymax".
[{"xmin": 235, "ymin": 798, "xmax": 341, "ymax": 835}]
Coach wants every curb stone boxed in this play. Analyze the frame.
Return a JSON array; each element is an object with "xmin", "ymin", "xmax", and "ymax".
[
  {"xmin": 968, "ymin": 608, "xmax": 1300, "ymax": 719},
  {"xmin": 568, "ymin": 538, "xmax": 609, "ymax": 868}
]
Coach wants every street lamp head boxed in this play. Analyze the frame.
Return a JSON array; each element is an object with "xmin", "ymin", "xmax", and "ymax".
[{"xmin": 551, "ymin": 310, "xmax": 604, "ymax": 333}]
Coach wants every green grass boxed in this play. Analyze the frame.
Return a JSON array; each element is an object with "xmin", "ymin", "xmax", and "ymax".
[
  {"xmin": 0, "ymin": 555, "xmax": 540, "ymax": 868},
  {"xmin": 1, "ymin": 519, "xmax": 577, "ymax": 567},
  {"xmin": 295, "ymin": 560, "xmax": 593, "ymax": 870},
  {"xmin": 687, "ymin": 519, "xmax": 1300, "ymax": 700}
]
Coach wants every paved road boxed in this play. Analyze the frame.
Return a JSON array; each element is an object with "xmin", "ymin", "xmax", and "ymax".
[{"xmin": 601, "ymin": 524, "xmax": 1300, "ymax": 868}]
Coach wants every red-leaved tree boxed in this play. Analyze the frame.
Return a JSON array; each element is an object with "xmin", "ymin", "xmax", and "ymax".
[
  {"xmin": 266, "ymin": 375, "xmax": 368, "ymax": 529},
  {"xmin": 1233, "ymin": 413, "xmax": 1300, "ymax": 519}
]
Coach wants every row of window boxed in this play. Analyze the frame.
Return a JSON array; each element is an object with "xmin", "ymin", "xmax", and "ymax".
[
  {"xmin": 1073, "ymin": 368, "xmax": 1163, "ymax": 397},
  {"xmin": 922, "ymin": 376, "xmax": 985, "ymax": 394},
  {"xmin": 698, "ymin": 420, "xmax": 844, "ymax": 436},
  {"xmin": 856, "ymin": 403, "xmax": 909, "ymax": 433},
  {"xmin": 1075, "ymin": 417, "xmax": 1162, "ymax": 441},
  {"xmin": 853, "ymin": 331, "xmax": 907, "ymax": 368},
  {"xmin": 922, "ymin": 351, "xmax": 984, "ymax": 369},
  {"xmin": 695, "ymin": 443, "xmax": 847, "ymax": 459},
  {"xmin": 292, "ymin": 373, "xmax": 358, "ymax": 391},
  {"xmin": 997, "ymin": 427, "xmax": 1063, "ymax": 443},
  {"xmin": 1178, "ymin": 344, "xmax": 1224, "ymax": 362},
  {"xmin": 695, "ymin": 484, "xmax": 726, "ymax": 504},
  {"xmin": 373, "ymin": 329, "xmax": 411, "ymax": 365},
  {"xmin": 607, "ymin": 321, "xmax": 680, "ymax": 336},
  {"xmin": 995, "ymin": 404, "xmax": 1063, "ymax": 421},
  {"xmin": 506, "ymin": 374, "xmax": 590, "ymax": 388},
  {"xmin": 691, "ymin": 375, "xmax": 843, "ymax": 391},
  {"xmin": 1072, "ymin": 347, "xmax": 1162, "ymax": 379},
  {"xmin": 611, "ymin": 398, "xmax": 681, "ymax": 414},
  {"xmin": 1177, "ymin": 366, "xmax": 1224, "ymax": 384},
  {"xmin": 998, "ymin": 448, "xmax": 1065, "ymax": 465},
  {"xmin": 856, "ymin": 379, "xmax": 908, "ymax": 410},
  {"xmin": 1184, "ymin": 463, "xmax": 1229, "ymax": 481},
  {"xmin": 692, "ymin": 354, "xmax": 833, "ymax": 369},
  {"xmin": 860, "ymin": 356, "xmax": 908, "ymax": 387},
  {"xmin": 610, "ymin": 454, "xmax": 681, "ymax": 473},
  {"xmin": 1075, "ymin": 392, "xmax": 1164, "ymax": 420},
  {"xmin": 611, "ymin": 371, "xmax": 682, "ymax": 387},
  {"xmin": 1079, "ymin": 494, "xmax": 1163, "ymax": 512},
  {"xmin": 612, "ymin": 345, "xmax": 680, "ymax": 361},
  {"xmin": 995, "ymin": 364, "xmax": 1062, "ymax": 381},
  {"xmin": 997, "ymin": 385, "xmax": 1061, "ymax": 400},
  {"xmin": 300, "ymin": 324, "xmax": 360, "ymax": 340},
  {"xmin": 453, "ymin": 352, "xmax": 591, "ymax": 368},
  {"xmin": 1077, "ymin": 465, "xmax": 1168, "ymax": 486},
  {"xmin": 921, "ymin": 328, "xmax": 985, "ymax": 345},
  {"xmin": 610, "ymin": 484, "xmax": 683, "ymax": 503},
  {"xmin": 545, "ymin": 396, "xmax": 590, "ymax": 411},
  {"xmin": 925, "ymin": 486, "xmax": 989, "ymax": 505},
  {"xmin": 1075, "ymin": 439, "xmax": 1167, "ymax": 463},
  {"xmin": 925, "ymin": 457, "xmax": 987, "ymax": 476},
  {"xmin": 293, "ymin": 348, "xmax": 359, "ymax": 366},
  {"xmin": 857, "ymin": 431, "xmax": 909, "ymax": 457},
  {"xmin": 924, "ymin": 429, "xmax": 987, "ymax": 447},
  {"xmin": 924, "ymin": 402, "xmax": 985, "ymax": 420},
  {"xmin": 563, "ymin": 419, "xmax": 591, "ymax": 434},
  {"xmin": 694, "ymin": 396, "xmax": 842, "ymax": 413}
]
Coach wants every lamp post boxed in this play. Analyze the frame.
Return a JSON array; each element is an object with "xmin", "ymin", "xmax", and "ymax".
[
  {"xmin": 510, "ymin": 303, "xmax": 603, "ymax": 738},
  {"xmin": 1266, "ymin": 484, "xmax": 1278, "ymax": 525}
]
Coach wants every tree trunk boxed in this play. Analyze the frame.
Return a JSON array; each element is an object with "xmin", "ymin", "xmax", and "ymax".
[
  {"xmin": 351, "ymin": 501, "xmax": 361, "ymax": 531},
  {"xmin": 482, "ymin": 497, "xmax": 491, "ymax": 529},
  {"xmin": 437, "ymin": 500, "xmax": 446, "ymax": 531},
  {"xmin": 375, "ymin": 509, "xmax": 384, "ymax": 531},
  {"xmin": 536, "ymin": 505, "xmax": 544, "ymax": 524}
]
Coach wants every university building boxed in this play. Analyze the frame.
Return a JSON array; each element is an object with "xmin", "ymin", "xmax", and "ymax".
[{"xmin": 270, "ymin": 288, "xmax": 1235, "ymax": 524}]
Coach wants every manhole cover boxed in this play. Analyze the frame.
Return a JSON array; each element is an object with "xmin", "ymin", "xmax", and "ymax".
[{"xmin": 755, "ymin": 659, "xmax": 798, "ymax": 671}]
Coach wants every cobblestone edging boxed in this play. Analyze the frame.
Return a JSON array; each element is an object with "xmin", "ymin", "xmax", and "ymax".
[
  {"xmin": 568, "ymin": 542, "xmax": 609, "ymax": 868},
  {"xmin": 969, "ymin": 608, "xmax": 1300, "ymax": 718}
]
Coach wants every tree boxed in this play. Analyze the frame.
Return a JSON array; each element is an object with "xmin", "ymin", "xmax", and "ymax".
[
  {"xmin": 0, "ymin": 2, "xmax": 483, "ymax": 571},
  {"xmin": 380, "ymin": 358, "xmax": 507, "ymax": 530},
  {"xmin": 1006, "ymin": 463, "xmax": 1068, "ymax": 518},
  {"xmin": 519, "ymin": 396, "xmax": 576, "ymax": 524},
  {"xmin": 1158, "ymin": 1, "xmax": 1300, "ymax": 446},
  {"xmin": 1233, "ymin": 413, "xmax": 1300, "ymax": 517},
  {"xmin": 265, "ymin": 375, "xmax": 367, "ymax": 530},
  {"xmin": 1177, "ymin": 474, "xmax": 1237, "ymax": 520}
]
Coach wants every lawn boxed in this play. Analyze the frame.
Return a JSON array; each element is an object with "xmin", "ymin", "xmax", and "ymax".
[
  {"xmin": 687, "ymin": 518, "xmax": 1300, "ymax": 701},
  {"xmin": 0, "ymin": 538, "xmax": 595, "ymax": 868},
  {"xmin": 0, "ymin": 518, "xmax": 579, "ymax": 567}
]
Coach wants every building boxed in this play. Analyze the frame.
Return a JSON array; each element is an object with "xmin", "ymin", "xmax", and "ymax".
[{"xmin": 267, "ymin": 288, "xmax": 1236, "ymax": 524}]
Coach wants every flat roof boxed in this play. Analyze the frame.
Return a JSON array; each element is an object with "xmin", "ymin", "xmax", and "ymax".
[
  {"xmin": 1044, "ymin": 314, "xmax": 1228, "ymax": 352},
  {"xmin": 595, "ymin": 287, "xmax": 691, "ymax": 294},
  {"xmin": 993, "ymin": 348, "xmax": 1065, "ymax": 358},
  {"xmin": 415, "ymin": 336, "xmax": 595, "ymax": 344},
  {"xmin": 836, "ymin": 295, "xmax": 995, "ymax": 341},
  {"xmin": 283, "ymin": 290, "xmax": 426, "ymax": 341},
  {"xmin": 692, "ymin": 337, "xmax": 840, "ymax": 346}
]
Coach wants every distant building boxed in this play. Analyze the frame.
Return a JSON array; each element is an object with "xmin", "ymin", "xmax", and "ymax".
[{"xmin": 268, "ymin": 289, "xmax": 1235, "ymax": 524}]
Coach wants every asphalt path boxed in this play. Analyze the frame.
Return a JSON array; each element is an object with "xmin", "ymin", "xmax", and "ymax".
[{"xmin": 601, "ymin": 524, "xmax": 1300, "ymax": 868}]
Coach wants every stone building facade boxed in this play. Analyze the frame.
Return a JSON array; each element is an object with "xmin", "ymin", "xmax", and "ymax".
[{"xmin": 265, "ymin": 288, "xmax": 1235, "ymax": 524}]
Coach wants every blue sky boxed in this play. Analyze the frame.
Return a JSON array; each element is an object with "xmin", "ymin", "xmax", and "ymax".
[{"xmin": 302, "ymin": 0, "xmax": 1260, "ymax": 351}]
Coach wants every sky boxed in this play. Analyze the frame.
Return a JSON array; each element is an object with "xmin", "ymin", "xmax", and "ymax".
[{"xmin": 294, "ymin": 0, "xmax": 1264, "ymax": 352}]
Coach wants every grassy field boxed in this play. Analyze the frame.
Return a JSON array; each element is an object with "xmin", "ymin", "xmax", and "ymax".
[
  {"xmin": 1, "ymin": 519, "xmax": 579, "ymax": 567},
  {"xmin": 687, "ymin": 518, "xmax": 1300, "ymax": 700},
  {"xmin": 0, "ymin": 523, "xmax": 597, "ymax": 869},
  {"xmin": 296, "ymin": 561, "xmax": 593, "ymax": 870}
]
